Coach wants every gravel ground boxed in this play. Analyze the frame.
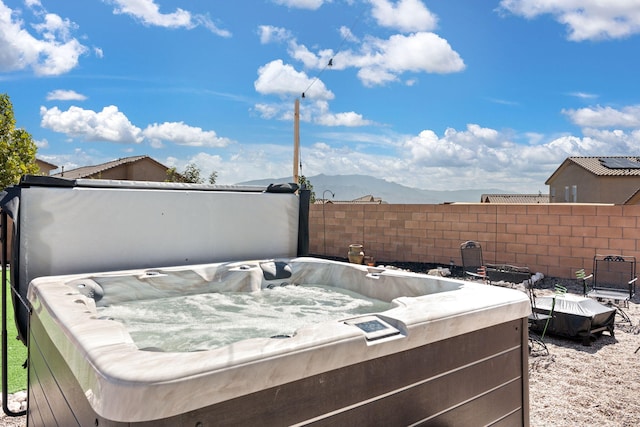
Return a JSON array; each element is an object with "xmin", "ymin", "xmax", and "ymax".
[
  {"xmin": 521, "ymin": 276, "xmax": 640, "ymax": 427},
  {"xmin": 0, "ymin": 392, "xmax": 26, "ymax": 426}
]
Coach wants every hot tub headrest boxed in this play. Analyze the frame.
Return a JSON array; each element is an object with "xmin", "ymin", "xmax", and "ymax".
[
  {"xmin": 260, "ymin": 261, "xmax": 293, "ymax": 281},
  {"xmin": 265, "ymin": 183, "xmax": 299, "ymax": 193}
]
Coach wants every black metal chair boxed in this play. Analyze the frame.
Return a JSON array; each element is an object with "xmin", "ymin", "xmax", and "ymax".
[
  {"xmin": 527, "ymin": 280, "xmax": 554, "ymax": 356},
  {"xmin": 460, "ymin": 240, "xmax": 486, "ymax": 281},
  {"xmin": 580, "ymin": 254, "xmax": 637, "ymax": 323},
  {"xmin": 460, "ymin": 241, "xmax": 532, "ymax": 285}
]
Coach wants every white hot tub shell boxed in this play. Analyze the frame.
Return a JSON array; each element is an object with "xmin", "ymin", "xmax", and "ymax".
[{"xmin": 28, "ymin": 257, "xmax": 530, "ymax": 426}]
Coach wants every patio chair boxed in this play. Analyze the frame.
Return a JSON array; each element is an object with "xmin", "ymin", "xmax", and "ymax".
[
  {"xmin": 460, "ymin": 241, "xmax": 486, "ymax": 281},
  {"xmin": 581, "ymin": 254, "xmax": 637, "ymax": 323},
  {"xmin": 526, "ymin": 279, "xmax": 553, "ymax": 356},
  {"xmin": 460, "ymin": 241, "xmax": 532, "ymax": 285}
]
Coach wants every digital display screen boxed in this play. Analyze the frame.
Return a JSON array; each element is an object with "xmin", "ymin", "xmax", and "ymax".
[{"xmin": 354, "ymin": 320, "xmax": 387, "ymax": 333}]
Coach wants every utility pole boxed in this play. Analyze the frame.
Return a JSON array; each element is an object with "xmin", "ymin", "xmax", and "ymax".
[{"xmin": 293, "ymin": 98, "xmax": 300, "ymax": 185}]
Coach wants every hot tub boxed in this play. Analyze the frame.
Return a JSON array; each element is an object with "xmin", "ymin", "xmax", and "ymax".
[
  {"xmin": 2, "ymin": 177, "xmax": 531, "ymax": 425},
  {"xmin": 27, "ymin": 257, "xmax": 530, "ymax": 426}
]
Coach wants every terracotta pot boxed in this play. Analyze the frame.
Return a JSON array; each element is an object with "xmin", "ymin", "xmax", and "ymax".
[{"xmin": 348, "ymin": 244, "xmax": 365, "ymax": 264}]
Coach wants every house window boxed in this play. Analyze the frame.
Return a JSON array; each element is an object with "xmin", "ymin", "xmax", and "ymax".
[
  {"xmin": 564, "ymin": 186, "xmax": 570, "ymax": 202},
  {"xmin": 572, "ymin": 185, "xmax": 577, "ymax": 202}
]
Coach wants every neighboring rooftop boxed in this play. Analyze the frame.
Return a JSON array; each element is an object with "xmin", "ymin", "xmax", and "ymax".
[
  {"xmin": 51, "ymin": 155, "xmax": 172, "ymax": 182},
  {"xmin": 481, "ymin": 194, "xmax": 549, "ymax": 203},
  {"xmin": 53, "ymin": 155, "xmax": 147, "ymax": 179},
  {"xmin": 315, "ymin": 194, "xmax": 386, "ymax": 204},
  {"xmin": 547, "ymin": 156, "xmax": 640, "ymax": 182}
]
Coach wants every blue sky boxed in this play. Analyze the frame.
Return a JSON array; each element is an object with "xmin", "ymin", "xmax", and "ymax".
[{"xmin": 2, "ymin": 0, "xmax": 640, "ymax": 192}]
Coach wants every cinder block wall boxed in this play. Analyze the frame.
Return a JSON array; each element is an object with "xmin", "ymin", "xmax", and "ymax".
[{"xmin": 309, "ymin": 203, "xmax": 640, "ymax": 280}]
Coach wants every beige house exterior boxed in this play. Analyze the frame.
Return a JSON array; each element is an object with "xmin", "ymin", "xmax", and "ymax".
[
  {"xmin": 545, "ymin": 156, "xmax": 640, "ymax": 204},
  {"xmin": 52, "ymin": 155, "xmax": 172, "ymax": 181},
  {"xmin": 35, "ymin": 158, "xmax": 58, "ymax": 176}
]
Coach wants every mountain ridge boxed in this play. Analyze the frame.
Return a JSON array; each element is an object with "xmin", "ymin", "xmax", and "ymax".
[{"xmin": 237, "ymin": 173, "xmax": 516, "ymax": 204}]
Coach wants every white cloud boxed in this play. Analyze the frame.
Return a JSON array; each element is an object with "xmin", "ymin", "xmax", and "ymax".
[
  {"xmin": 253, "ymin": 103, "xmax": 280, "ymax": 119},
  {"xmin": 357, "ymin": 32, "xmax": 465, "ymax": 85},
  {"xmin": 339, "ymin": 26, "xmax": 359, "ymax": 43},
  {"xmin": 262, "ymin": 3, "xmax": 462, "ymax": 88},
  {"xmin": 40, "ymin": 104, "xmax": 234, "ymax": 149},
  {"xmin": 272, "ymin": 0, "xmax": 326, "ymax": 10},
  {"xmin": 254, "ymin": 59, "xmax": 334, "ymax": 100},
  {"xmin": 106, "ymin": 0, "xmax": 231, "ymax": 36},
  {"xmin": 253, "ymin": 96, "xmax": 373, "ymax": 127},
  {"xmin": 142, "ymin": 122, "xmax": 233, "ymax": 148},
  {"xmin": 404, "ymin": 129, "xmax": 477, "ymax": 166},
  {"xmin": 193, "ymin": 14, "xmax": 232, "ymax": 37},
  {"xmin": 166, "ymin": 124, "xmax": 592, "ymax": 191},
  {"xmin": 316, "ymin": 111, "xmax": 372, "ymax": 127},
  {"xmin": 258, "ymin": 25, "xmax": 292, "ymax": 44},
  {"xmin": 253, "ymin": 62, "xmax": 373, "ymax": 127},
  {"xmin": 287, "ymin": 41, "xmax": 335, "ymax": 70},
  {"xmin": 372, "ymin": 32, "xmax": 464, "ymax": 74},
  {"xmin": 0, "ymin": 0, "xmax": 87, "ymax": 75},
  {"xmin": 288, "ymin": 31, "xmax": 465, "ymax": 87},
  {"xmin": 34, "ymin": 138, "xmax": 48, "ymax": 149},
  {"xmin": 40, "ymin": 105, "xmax": 143, "ymax": 143},
  {"xmin": 393, "ymin": 123, "xmax": 613, "ymax": 190},
  {"xmin": 569, "ymin": 91, "xmax": 598, "ymax": 100},
  {"xmin": 47, "ymin": 122, "xmax": 639, "ymax": 193},
  {"xmin": 46, "ymin": 89, "xmax": 87, "ymax": 101},
  {"xmin": 178, "ymin": 143, "xmax": 299, "ymax": 185},
  {"xmin": 369, "ymin": 0, "xmax": 438, "ymax": 32},
  {"xmin": 488, "ymin": 97, "xmax": 519, "ymax": 106},
  {"xmin": 312, "ymin": 100, "xmax": 373, "ymax": 127},
  {"xmin": 581, "ymin": 128, "xmax": 640, "ymax": 152},
  {"xmin": 563, "ymin": 105, "xmax": 640, "ymax": 128},
  {"xmin": 499, "ymin": 0, "xmax": 640, "ymax": 41}
]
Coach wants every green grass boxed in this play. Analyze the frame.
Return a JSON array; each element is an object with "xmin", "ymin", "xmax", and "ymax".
[{"xmin": 3, "ymin": 272, "xmax": 28, "ymax": 393}]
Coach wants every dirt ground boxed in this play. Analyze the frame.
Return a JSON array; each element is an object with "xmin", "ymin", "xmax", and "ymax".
[
  {"xmin": 521, "ymin": 277, "xmax": 640, "ymax": 427},
  {"xmin": 2, "ymin": 266, "xmax": 638, "ymax": 426}
]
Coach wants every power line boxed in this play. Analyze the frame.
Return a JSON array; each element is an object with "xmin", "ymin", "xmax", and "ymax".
[{"xmin": 300, "ymin": 5, "xmax": 366, "ymax": 98}]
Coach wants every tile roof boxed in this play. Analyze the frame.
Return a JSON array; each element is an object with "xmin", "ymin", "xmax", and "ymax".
[
  {"xmin": 314, "ymin": 194, "xmax": 385, "ymax": 204},
  {"xmin": 52, "ymin": 155, "xmax": 151, "ymax": 179},
  {"xmin": 481, "ymin": 194, "xmax": 549, "ymax": 203},
  {"xmin": 565, "ymin": 156, "xmax": 640, "ymax": 176}
]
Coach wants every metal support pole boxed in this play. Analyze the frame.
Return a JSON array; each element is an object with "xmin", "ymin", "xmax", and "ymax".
[{"xmin": 2, "ymin": 210, "xmax": 26, "ymax": 417}]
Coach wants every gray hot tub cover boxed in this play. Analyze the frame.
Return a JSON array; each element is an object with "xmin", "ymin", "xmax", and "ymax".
[{"xmin": 532, "ymin": 295, "xmax": 615, "ymax": 343}]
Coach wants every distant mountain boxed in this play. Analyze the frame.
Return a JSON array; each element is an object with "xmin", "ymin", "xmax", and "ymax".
[{"xmin": 236, "ymin": 174, "xmax": 513, "ymax": 204}]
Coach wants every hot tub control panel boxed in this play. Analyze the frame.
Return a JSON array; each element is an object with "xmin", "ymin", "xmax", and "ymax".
[{"xmin": 345, "ymin": 315, "xmax": 401, "ymax": 341}]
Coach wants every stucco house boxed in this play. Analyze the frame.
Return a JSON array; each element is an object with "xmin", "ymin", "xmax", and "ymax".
[
  {"xmin": 52, "ymin": 155, "xmax": 172, "ymax": 182},
  {"xmin": 35, "ymin": 158, "xmax": 58, "ymax": 176},
  {"xmin": 545, "ymin": 156, "xmax": 640, "ymax": 204}
]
